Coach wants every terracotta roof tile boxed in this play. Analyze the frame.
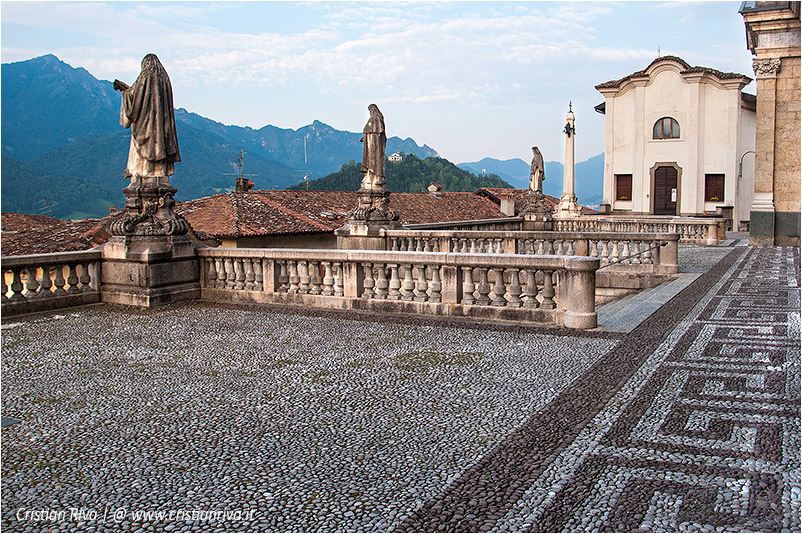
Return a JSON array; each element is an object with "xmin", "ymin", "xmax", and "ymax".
[{"xmin": 1, "ymin": 212, "xmax": 109, "ymax": 256}]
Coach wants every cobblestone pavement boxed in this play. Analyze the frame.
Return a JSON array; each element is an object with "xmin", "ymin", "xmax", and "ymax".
[{"xmin": 2, "ymin": 247, "xmax": 799, "ymax": 532}]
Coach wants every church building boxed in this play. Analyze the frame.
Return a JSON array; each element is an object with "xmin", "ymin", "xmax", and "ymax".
[{"xmin": 594, "ymin": 56, "xmax": 756, "ymax": 229}]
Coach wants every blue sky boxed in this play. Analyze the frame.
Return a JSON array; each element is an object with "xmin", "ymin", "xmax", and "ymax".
[{"xmin": 1, "ymin": 1, "xmax": 755, "ymax": 164}]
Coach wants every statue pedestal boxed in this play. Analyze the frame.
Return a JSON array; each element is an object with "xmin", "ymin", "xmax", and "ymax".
[
  {"xmin": 520, "ymin": 190, "xmax": 554, "ymax": 231},
  {"xmin": 336, "ymin": 188, "xmax": 401, "ymax": 250},
  {"xmin": 101, "ymin": 173, "xmax": 200, "ymax": 307},
  {"xmin": 101, "ymin": 235, "xmax": 200, "ymax": 308}
]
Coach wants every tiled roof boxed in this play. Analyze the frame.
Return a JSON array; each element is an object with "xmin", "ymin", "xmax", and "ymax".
[
  {"xmin": 176, "ymin": 190, "xmax": 508, "ymax": 241},
  {"xmin": 595, "ymin": 56, "xmax": 751, "ymax": 91},
  {"xmin": 1, "ymin": 212, "xmax": 110, "ymax": 256},
  {"xmin": 477, "ymin": 188, "xmax": 599, "ymax": 216}
]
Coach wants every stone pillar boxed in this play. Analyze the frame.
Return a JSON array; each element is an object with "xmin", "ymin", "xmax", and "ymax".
[
  {"xmin": 741, "ymin": 2, "xmax": 801, "ymax": 246},
  {"xmin": 554, "ymin": 105, "xmax": 581, "ymax": 218},
  {"xmin": 561, "ymin": 257, "xmax": 599, "ymax": 330}
]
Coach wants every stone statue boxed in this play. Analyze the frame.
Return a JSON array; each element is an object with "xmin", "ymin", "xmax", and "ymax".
[
  {"xmin": 360, "ymin": 103, "xmax": 386, "ymax": 190},
  {"xmin": 530, "ymin": 146, "xmax": 545, "ymax": 193},
  {"xmin": 115, "ymin": 54, "xmax": 181, "ymax": 179},
  {"xmin": 109, "ymin": 54, "xmax": 188, "ymax": 237}
]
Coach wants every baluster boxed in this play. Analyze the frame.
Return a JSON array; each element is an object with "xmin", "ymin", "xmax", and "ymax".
[
  {"xmin": 494, "ymin": 239, "xmax": 503, "ymax": 254},
  {"xmin": 610, "ymin": 241, "xmax": 620, "ymax": 263},
  {"xmin": 423, "ymin": 239, "xmax": 432, "ymax": 253},
  {"xmin": 254, "ymin": 260, "xmax": 264, "ymax": 291},
  {"xmin": 322, "ymin": 262, "xmax": 334, "ymax": 296},
  {"xmin": 621, "ymin": 241, "xmax": 631, "ymax": 264},
  {"xmin": 277, "ymin": 261, "xmax": 289, "ymax": 292},
  {"xmin": 298, "ymin": 260, "xmax": 311, "ymax": 294},
  {"xmin": 233, "ymin": 259, "xmax": 245, "ymax": 290},
  {"xmin": 333, "ymin": 263, "xmax": 344, "ymax": 297},
  {"xmin": 461, "ymin": 266, "xmax": 475, "ymax": 305},
  {"xmin": 536, "ymin": 240, "xmax": 545, "ymax": 255},
  {"xmin": 556, "ymin": 240, "xmax": 566, "ymax": 255},
  {"xmin": 475, "ymin": 267, "xmax": 491, "ymax": 305},
  {"xmin": 288, "ymin": 261, "xmax": 300, "ymax": 293},
  {"xmin": 429, "ymin": 266, "xmax": 442, "ymax": 303},
  {"xmin": 53, "ymin": 264, "xmax": 67, "ymax": 295},
  {"xmin": 9, "ymin": 269, "xmax": 25, "ymax": 301},
  {"xmin": 361, "ymin": 263, "xmax": 375, "ymax": 299},
  {"xmin": 78, "ymin": 263, "xmax": 91, "ymax": 292},
  {"xmin": 590, "ymin": 240, "xmax": 599, "ymax": 258},
  {"xmin": 375, "ymin": 263, "xmax": 389, "ymax": 299},
  {"xmin": 565, "ymin": 239, "xmax": 575, "ymax": 256},
  {"xmin": 460, "ymin": 239, "xmax": 468, "ymax": 253},
  {"xmin": 391, "ymin": 238, "xmax": 400, "ymax": 251},
  {"xmin": 309, "ymin": 261, "xmax": 323, "ymax": 295},
  {"xmin": 644, "ymin": 242, "xmax": 654, "ymax": 265},
  {"xmin": 523, "ymin": 269, "xmax": 539, "ymax": 308},
  {"xmin": 387, "ymin": 264, "xmax": 401, "ymax": 300},
  {"xmin": 469, "ymin": 239, "xmax": 477, "ymax": 254},
  {"xmin": 491, "ymin": 268, "xmax": 507, "ymax": 306},
  {"xmin": 211, "ymin": 259, "xmax": 222, "ymax": 288},
  {"xmin": 398, "ymin": 238, "xmax": 408, "ymax": 252},
  {"xmin": 630, "ymin": 241, "xmax": 641, "ymax": 264},
  {"xmin": 507, "ymin": 268, "xmax": 522, "ymax": 307},
  {"xmin": 243, "ymin": 259, "xmax": 256, "ymax": 291},
  {"xmin": 600, "ymin": 241, "xmax": 610, "ymax": 265},
  {"xmin": 1, "ymin": 270, "xmax": 9, "ymax": 302},
  {"xmin": 401, "ymin": 264, "xmax": 415, "ymax": 301},
  {"xmin": 206, "ymin": 259, "xmax": 218, "ymax": 289},
  {"xmin": 25, "ymin": 268, "xmax": 40, "ymax": 297},
  {"xmin": 540, "ymin": 270, "xmax": 556, "ymax": 309},
  {"xmin": 414, "ymin": 265, "xmax": 429, "ymax": 302},
  {"xmin": 38, "ymin": 266, "xmax": 52, "ymax": 298},
  {"xmin": 450, "ymin": 238, "xmax": 458, "ymax": 253},
  {"xmin": 66, "ymin": 264, "xmax": 80, "ymax": 293},
  {"xmin": 416, "ymin": 238, "xmax": 425, "ymax": 252}
]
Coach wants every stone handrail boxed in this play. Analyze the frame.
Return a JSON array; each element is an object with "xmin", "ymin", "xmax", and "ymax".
[
  {"xmin": 1, "ymin": 250, "xmax": 103, "ymax": 317},
  {"xmin": 197, "ymin": 248, "xmax": 600, "ymax": 329},
  {"xmin": 382, "ymin": 230, "xmax": 679, "ymax": 275},
  {"xmin": 552, "ymin": 216, "xmax": 719, "ymax": 245}
]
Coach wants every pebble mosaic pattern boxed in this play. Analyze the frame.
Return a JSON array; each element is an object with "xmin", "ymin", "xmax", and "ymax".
[
  {"xmin": 1, "ymin": 247, "xmax": 798, "ymax": 533},
  {"xmin": 399, "ymin": 247, "xmax": 800, "ymax": 532},
  {"xmin": 1, "ymin": 303, "xmax": 615, "ymax": 532}
]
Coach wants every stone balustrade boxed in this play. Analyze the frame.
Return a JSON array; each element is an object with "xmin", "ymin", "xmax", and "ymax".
[
  {"xmin": 552, "ymin": 216, "xmax": 719, "ymax": 245},
  {"xmin": 383, "ymin": 230, "xmax": 679, "ymax": 275},
  {"xmin": 197, "ymin": 248, "xmax": 600, "ymax": 329},
  {"xmin": 1, "ymin": 250, "xmax": 102, "ymax": 316}
]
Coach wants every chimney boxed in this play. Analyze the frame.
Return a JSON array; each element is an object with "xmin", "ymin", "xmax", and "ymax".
[
  {"xmin": 500, "ymin": 192, "xmax": 516, "ymax": 216},
  {"xmin": 427, "ymin": 182, "xmax": 443, "ymax": 198}
]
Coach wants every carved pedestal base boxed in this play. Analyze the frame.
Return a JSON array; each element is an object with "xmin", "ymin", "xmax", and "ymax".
[
  {"xmin": 337, "ymin": 188, "xmax": 402, "ymax": 249},
  {"xmin": 102, "ymin": 174, "xmax": 199, "ymax": 307},
  {"xmin": 554, "ymin": 193, "xmax": 581, "ymax": 218},
  {"xmin": 521, "ymin": 190, "xmax": 554, "ymax": 231}
]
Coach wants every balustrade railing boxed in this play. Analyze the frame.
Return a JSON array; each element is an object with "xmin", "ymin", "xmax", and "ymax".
[
  {"xmin": 552, "ymin": 216, "xmax": 719, "ymax": 245},
  {"xmin": 382, "ymin": 230, "xmax": 679, "ymax": 275},
  {"xmin": 1, "ymin": 250, "xmax": 102, "ymax": 316},
  {"xmin": 198, "ymin": 248, "xmax": 600, "ymax": 329}
]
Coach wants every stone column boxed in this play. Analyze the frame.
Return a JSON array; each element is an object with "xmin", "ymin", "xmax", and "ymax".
[
  {"xmin": 554, "ymin": 105, "xmax": 581, "ymax": 218},
  {"xmin": 741, "ymin": 3, "xmax": 801, "ymax": 246}
]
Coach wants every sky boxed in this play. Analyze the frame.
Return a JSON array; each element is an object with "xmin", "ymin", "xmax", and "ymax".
[{"xmin": 1, "ymin": 1, "xmax": 756, "ymax": 165}]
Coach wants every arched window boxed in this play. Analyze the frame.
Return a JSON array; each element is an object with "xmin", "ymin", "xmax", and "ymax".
[{"xmin": 653, "ymin": 117, "xmax": 680, "ymax": 139}]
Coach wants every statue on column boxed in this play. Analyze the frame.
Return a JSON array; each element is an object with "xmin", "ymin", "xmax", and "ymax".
[
  {"xmin": 348, "ymin": 103, "xmax": 398, "ymax": 222},
  {"xmin": 109, "ymin": 53, "xmax": 189, "ymax": 237}
]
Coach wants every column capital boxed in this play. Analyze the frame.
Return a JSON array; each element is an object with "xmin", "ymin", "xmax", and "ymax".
[{"xmin": 752, "ymin": 57, "xmax": 782, "ymax": 77}]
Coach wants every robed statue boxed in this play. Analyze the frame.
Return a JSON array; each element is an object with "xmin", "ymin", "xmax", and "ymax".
[
  {"xmin": 530, "ymin": 146, "xmax": 545, "ymax": 193},
  {"xmin": 114, "ymin": 54, "xmax": 181, "ymax": 179},
  {"xmin": 360, "ymin": 104, "xmax": 386, "ymax": 190}
]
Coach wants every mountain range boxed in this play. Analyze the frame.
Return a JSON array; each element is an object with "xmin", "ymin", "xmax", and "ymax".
[
  {"xmin": 458, "ymin": 155, "xmax": 604, "ymax": 207},
  {"xmin": 1, "ymin": 54, "xmax": 604, "ymax": 220}
]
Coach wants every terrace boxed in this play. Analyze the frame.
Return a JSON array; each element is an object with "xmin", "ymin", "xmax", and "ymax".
[{"xmin": 1, "ymin": 241, "xmax": 799, "ymax": 532}]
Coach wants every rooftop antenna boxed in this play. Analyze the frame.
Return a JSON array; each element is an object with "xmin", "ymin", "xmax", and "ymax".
[
  {"xmin": 225, "ymin": 149, "xmax": 257, "ymax": 192},
  {"xmin": 304, "ymin": 134, "xmax": 309, "ymax": 191},
  {"xmin": 35, "ymin": 197, "xmax": 60, "ymax": 217}
]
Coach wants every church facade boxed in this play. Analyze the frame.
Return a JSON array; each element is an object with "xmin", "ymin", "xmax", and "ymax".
[{"xmin": 595, "ymin": 56, "xmax": 756, "ymax": 229}]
